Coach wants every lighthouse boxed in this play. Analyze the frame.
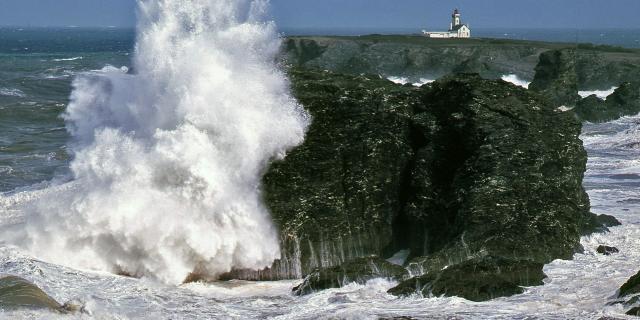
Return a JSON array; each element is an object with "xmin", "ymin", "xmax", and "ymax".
[
  {"xmin": 423, "ymin": 8, "xmax": 471, "ymax": 39},
  {"xmin": 451, "ymin": 8, "xmax": 461, "ymax": 30}
]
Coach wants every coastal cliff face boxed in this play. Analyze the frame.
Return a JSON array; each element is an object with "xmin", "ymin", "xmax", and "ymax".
[
  {"xmin": 224, "ymin": 69, "xmax": 608, "ymax": 301},
  {"xmin": 283, "ymin": 36, "xmax": 640, "ymax": 89}
]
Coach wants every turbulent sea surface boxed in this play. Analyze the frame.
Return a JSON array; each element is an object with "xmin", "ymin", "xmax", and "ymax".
[{"xmin": 1, "ymin": 22, "xmax": 640, "ymax": 319}]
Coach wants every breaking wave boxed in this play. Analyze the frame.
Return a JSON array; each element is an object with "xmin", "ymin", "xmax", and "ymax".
[
  {"xmin": 501, "ymin": 74, "xmax": 530, "ymax": 89},
  {"xmin": 579, "ymin": 87, "xmax": 618, "ymax": 100},
  {"xmin": 6, "ymin": 0, "xmax": 309, "ymax": 285}
]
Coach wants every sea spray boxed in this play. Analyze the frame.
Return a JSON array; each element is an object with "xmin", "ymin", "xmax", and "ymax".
[{"xmin": 12, "ymin": 0, "xmax": 309, "ymax": 284}]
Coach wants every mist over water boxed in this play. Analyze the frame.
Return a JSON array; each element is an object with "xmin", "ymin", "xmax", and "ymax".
[{"xmin": 7, "ymin": 0, "xmax": 309, "ymax": 284}]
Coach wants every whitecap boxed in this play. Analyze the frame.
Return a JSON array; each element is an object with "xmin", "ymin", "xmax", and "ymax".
[
  {"xmin": 579, "ymin": 87, "xmax": 618, "ymax": 99},
  {"xmin": 52, "ymin": 56, "xmax": 83, "ymax": 62},
  {"xmin": 387, "ymin": 76, "xmax": 434, "ymax": 86},
  {"xmin": 501, "ymin": 74, "xmax": 531, "ymax": 89},
  {"xmin": 0, "ymin": 87, "xmax": 26, "ymax": 98}
]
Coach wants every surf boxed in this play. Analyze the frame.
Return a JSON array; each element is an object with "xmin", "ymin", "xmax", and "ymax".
[{"xmin": 4, "ymin": 0, "xmax": 309, "ymax": 285}]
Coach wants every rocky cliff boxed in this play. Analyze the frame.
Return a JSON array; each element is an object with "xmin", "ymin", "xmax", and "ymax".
[
  {"xmin": 574, "ymin": 81, "xmax": 640, "ymax": 122},
  {"xmin": 283, "ymin": 36, "xmax": 640, "ymax": 90},
  {"xmin": 222, "ymin": 68, "xmax": 612, "ymax": 302}
]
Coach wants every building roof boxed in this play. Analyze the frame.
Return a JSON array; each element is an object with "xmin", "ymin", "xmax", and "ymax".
[{"xmin": 450, "ymin": 24, "xmax": 468, "ymax": 31}]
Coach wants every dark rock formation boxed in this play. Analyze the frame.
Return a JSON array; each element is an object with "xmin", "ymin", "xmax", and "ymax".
[
  {"xmin": 596, "ymin": 245, "xmax": 619, "ymax": 255},
  {"xmin": 582, "ymin": 213, "xmax": 622, "ymax": 235},
  {"xmin": 615, "ymin": 271, "xmax": 640, "ymax": 316},
  {"xmin": 620, "ymin": 271, "xmax": 640, "ymax": 298},
  {"xmin": 292, "ymin": 256, "xmax": 408, "ymax": 295},
  {"xmin": 283, "ymin": 36, "xmax": 640, "ymax": 89},
  {"xmin": 221, "ymin": 70, "xmax": 417, "ymax": 281},
  {"xmin": 388, "ymin": 256, "xmax": 545, "ymax": 301},
  {"xmin": 529, "ymin": 49, "xmax": 581, "ymax": 107},
  {"xmin": 628, "ymin": 307, "xmax": 640, "ymax": 316},
  {"xmin": 574, "ymin": 82, "xmax": 640, "ymax": 123},
  {"xmin": 223, "ymin": 69, "xmax": 606, "ymax": 302},
  {"xmin": 0, "ymin": 276, "xmax": 62, "ymax": 311}
]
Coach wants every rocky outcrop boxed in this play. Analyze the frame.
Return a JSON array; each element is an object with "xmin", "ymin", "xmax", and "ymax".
[
  {"xmin": 221, "ymin": 70, "xmax": 417, "ymax": 281},
  {"xmin": 613, "ymin": 271, "xmax": 640, "ymax": 316},
  {"xmin": 529, "ymin": 49, "xmax": 581, "ymax": 107},
  {"xmin": 223, "ymin": 69, "xmax": 610, "ymax": 301},
  {"xmin": 574, "ymin": 82, "xmax": 640, "ymax": 122},
  {"xmin": 385, "ymin": 73, "xmax": 597, "ymax": 300},
  {"xmin": 596, "ymin": 245, "xmax": 619, "ymax": 255},
  {"xmin": 388, "ymin": 256, "xmax": 545, "ymax": 302},
  {"xmin": 292, "ymin": 256, "xmax": 408, "ymax": 295},
  {"xmin": 283, "ymin": 36, "xmax": 640, "ymax": 89}
]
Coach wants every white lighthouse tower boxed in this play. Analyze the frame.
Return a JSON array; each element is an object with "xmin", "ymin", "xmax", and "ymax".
[
  {"xmin": 451, "ymin": 8, "xmax": 462, "ymax": 30},
  {"xmin": 423, "ymin": 8, "xmax": 471, "ymax": 38}
]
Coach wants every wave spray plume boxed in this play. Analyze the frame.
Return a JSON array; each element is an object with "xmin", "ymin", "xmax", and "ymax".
[{"xmin": 14, "ymin": 0, "xmax": 309, "ymax": 285}]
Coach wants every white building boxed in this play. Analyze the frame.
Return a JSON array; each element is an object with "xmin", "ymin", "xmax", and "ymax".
[{"xmin": 423, "ymin": 9, "xmax": 471, "ymax": 38}]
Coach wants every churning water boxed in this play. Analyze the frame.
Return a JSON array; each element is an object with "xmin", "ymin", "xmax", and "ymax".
[
  {"xmin": 0, "ymin": 0, "xmax": 639, "ymax": 318},
  {"xmin": 3, "ymin": 0, "xmax": 309, "ymax": 286}
]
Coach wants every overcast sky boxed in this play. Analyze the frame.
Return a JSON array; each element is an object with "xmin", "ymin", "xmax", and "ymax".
[{"xmin": 0, "ymin": 0, "xmax": 638, "ymax": 29}]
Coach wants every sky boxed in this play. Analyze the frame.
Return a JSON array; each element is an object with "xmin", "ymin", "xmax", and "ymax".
[{"xmin": 0, "ymin": 0, "xmax": 639, "ymax": 29}]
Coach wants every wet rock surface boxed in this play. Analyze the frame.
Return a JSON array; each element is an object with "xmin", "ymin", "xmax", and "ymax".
[
  {"xmin": 596, "ymin": 245, "xmax": 619, "ymax": 255},
  {"xmin": 574, "ymin": 82, "xmax": 640, "ymax": 123},
  {"xmin": 388, "ymin": 256, "xmax": 546, "ymax": 302},
  {"xmin": 529, "ymin": 49, "xmax": 581, "ymax": 107},
  {"xmin": 615, "ymin": 271, "xmax": 640, "ymax": 316},
  {"xmin": 283, "ymin": 36, "xmax": 640, "ymax": 89},
  {"xmin": 292, "ymin": 256, "xmax": 409, "ymax": 295},
  {"xmin": 225, "ymin": 69, "xmax": 607, "ymax": 302}
]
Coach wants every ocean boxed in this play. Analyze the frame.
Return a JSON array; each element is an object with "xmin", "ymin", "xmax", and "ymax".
[{"xmin": 1, "ymin": 20, "xmax": 640, "ymax": 319}]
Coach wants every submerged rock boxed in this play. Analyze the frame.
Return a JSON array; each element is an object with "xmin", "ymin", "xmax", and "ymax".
[
  {"xmin": 529, "ymin": 49, "xmax": 581, "ymax": 108},
  {"xmin": 596, "ymin": 245, "xmax": 619, "ymax": 255},
  {"xmin": 0, "ymin": 276, "xmax": 62, "ymax": 311},
  {"xmin": 574, "ymin": 82, "xmax": 640, "ymax": 123},
  {"xmin": 388, "ymin": 256, "xmax": 545, "ymax": 301},
  {"xmin": 292, "ymin": 256, "xmax": 408, "ymax": 295}
]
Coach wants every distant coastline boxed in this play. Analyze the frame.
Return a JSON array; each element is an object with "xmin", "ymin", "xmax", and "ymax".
[{"xmin": 280, "ymin": 27, "xmax": 640, "ymax": 49}]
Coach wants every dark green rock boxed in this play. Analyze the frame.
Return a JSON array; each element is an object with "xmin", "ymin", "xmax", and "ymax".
[
  {"xmin": 292, "ymin": 256, "xmax": 409, "ymax": 295},
  {"xmin": 620, "ymin": 271, "xmax": 640, "ymax": 298},
  {"xmin": 596, "ymin": 245, "xmax": 619, "ymax": 255},
  {"xmin": 398, "ymin": 74, "xmax": 593, "ymax": 269},
  {"xmin": 574, "ymin": 82, "xmax": 640, "ymax": 122},
  {"xmin": 0, "ymin": 276, "xmax": 61, "ymax": 311},
  {"xmin": 224, "ymin": 70, "xmax": 603, "ymax": 303},
  {"xmin": 529, "ymin": 49, "xmax": 581, "ymax": 107},
  {"xmin": 627, "ymin": 307, "xmax": 640, "ymax": 316},
  {"xmin": 221, "ymin": 70, "xmax": 418, "ymax": 280},
  {"xmin": 388, "ymin": 256, "xmax": 545, "ymax": 302},
  {"xmin": 582, "ymin": 213, "xmax": 622, "ymax": 235},
  {"xmin": 283, "ymin": 36, "xmax": 640, "ymax": 89},
  {"xmin": 574, "ymin": 95, "xmax": 607, "ymax": 121}
]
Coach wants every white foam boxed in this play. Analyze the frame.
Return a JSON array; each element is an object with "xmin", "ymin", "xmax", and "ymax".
[
  {"xmin": 579, "ymin": 87, "xmax": 618, "ymax": 99},
  {"xmin": 387, "ymin": 76, "xmax": 434, "ymax": 87},
  {"xmin": 501, "ymin": 74, "xmax": 530, "ymax": 89},
  {"xmin": 0, "ymin": 87, "xmax": 26, "ymax": 98},
  {"xmin": 52, "ymin": 56, "xmax": 83, "ymax": 62},
  {"xmin": 6, "ymin": 0, "xmax": 310, "ymax": 285}
]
